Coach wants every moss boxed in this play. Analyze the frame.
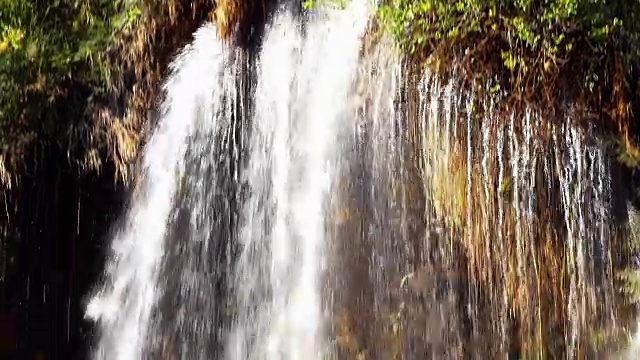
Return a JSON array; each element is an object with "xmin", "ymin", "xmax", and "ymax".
[{"xmin": 609, "ymin": 135, "xmax": 640, "ymax": 168}]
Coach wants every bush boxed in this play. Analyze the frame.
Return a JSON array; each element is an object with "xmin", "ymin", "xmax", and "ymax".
[
  {"xmin": 378, "ymin": 0, "xmax": 640, "ymax": 139},
  {"xmin": 0, "ymin": 0, "xmax": 140, "ymax": 186}
]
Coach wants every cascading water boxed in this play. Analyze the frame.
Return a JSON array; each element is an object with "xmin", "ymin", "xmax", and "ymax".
[
  {"xmin": 410, "ymin": 78, "xmax": 616, "ymax": 357},
  {"xmin": 85, "ymin": 0, "xmax": 632, "ymax": 358},
  {"xmin": 228, "ymin": 2, "xmax": 371, "ymax": 359},
  {"xmin": 85, "ymin": 24, "xmax": 240, "ymax": 359},
  {"xmin": 86, "ymin": 2, "xmax": 372, "ymax": 359}
]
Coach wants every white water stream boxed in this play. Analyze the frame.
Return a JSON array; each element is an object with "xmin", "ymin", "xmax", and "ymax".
[
  {"xmin": 86, "ymin": 2, "xmax": 371, "ymax": 359},
  {"xmin": 227, "ymin": 3, "xmax": 370, "ymax": 359},
  {"xmin": 85, "ymin": 24, "xmax": 237, "ymax": 359}
]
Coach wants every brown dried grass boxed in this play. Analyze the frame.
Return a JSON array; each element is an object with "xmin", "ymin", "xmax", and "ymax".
[
  {"xmin": 80, "ymin": 0, "xmax": 218, "ymax": 184},
  {"xmin": 421, "ymin": 108, "xmax": 619, "ymax": 356},
  {"xmin": 215, "ymin": 0, "xmax": 243, "ymax": 40},
  {"xmin": 411, "ymin": 27, "xmax": 640, "ymax": 159}
]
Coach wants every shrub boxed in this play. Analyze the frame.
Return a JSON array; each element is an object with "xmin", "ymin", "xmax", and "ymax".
[
  {"xmin": 0, "ymin": 0, "xmax": 140, "ymax": 186},
  {"xmin": 378, "ymin": 0, "xmax": 640, "ymax": 141}
]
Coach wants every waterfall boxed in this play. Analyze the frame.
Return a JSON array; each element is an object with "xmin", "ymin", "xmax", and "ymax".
[
  {"xmin": 413, "ymin": 81, "xmax": 615, "ymax": 358},
  {"xmin": 227, "ymin": 2, "xmax": 371, "ymax": 359},
  {"xmin": 85, "ymin": 1, "xmax": 629, "ymax": 359},
  {"xmin": 85, "ymin": 24, "xmax": 240, "ymax": 360},
  {"xmin": 86, "ymin": 2, "xmax": 372, "ymax": 359}
]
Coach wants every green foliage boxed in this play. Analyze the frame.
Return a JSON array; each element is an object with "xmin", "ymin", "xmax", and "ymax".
[
  {"xmin": 616, "ymin": 201, "xmax": 640, "ymax": 347},
  {"xmin": 378, "ymin": 0, "xmax": 640, "ymax": 98},
  {"xmin": 589, "ymin": 326, "xmax": 631, "ymax": 355},
  {"xmin": 302, "ymin": 0, "xmax": 351, "ymax": 10},
  {"xmin": 0, "ymin": 0, "xmax": 140, "ymax": 168},
  {"xmin": 623, "ymin": 202, "xmax": 640, "ymax": 255},
  {"xmin": 378, "ymin": 0, "xmax": 483, "ymax": 53},
  {"xmin": 379, "ymin": 0, "xmax": 634, "ymax": 54}
]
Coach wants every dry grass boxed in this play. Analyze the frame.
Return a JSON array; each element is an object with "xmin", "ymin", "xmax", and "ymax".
[
  {"xmin": 214, "ymin": 0, "xmax": 243, "ymax": 40},
  {"xmin": 77, "ymin": 0, "xmax": 219, "ymax": 185},
  {"xmin": 414, "ymin": 99, "xmax": 623, "ymax": 356},
  {"xmin": 404, "ymin": 26, "xmax": 640, "ymax": 161}
]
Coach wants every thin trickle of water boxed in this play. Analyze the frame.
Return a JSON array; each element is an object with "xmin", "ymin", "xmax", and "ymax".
[
  {"xmin": 85, "ymin": 24, "xmax": 237, "ymax": 360},
  {"xmin": 228, "ymin": 2, "xmax": 371, "ymax": 359},
  {"xmin": 418, "ymin": 78, "xmax": 614, "ymax": 356},
  {"xmin": 350, "ymin": 58, "xmax": 618, "ymax": 356},
  {"xmin": 496, "ymin": 115, "xmax": 508, "ymax": 356}
]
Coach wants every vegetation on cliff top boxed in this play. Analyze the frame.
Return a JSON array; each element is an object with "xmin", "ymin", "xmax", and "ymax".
[
  {"xmin": 0, "ymin": 0, "xmax": 237, "ymax": 189},
  {"xmin": 378, "ymin": 0, "xmax": 640, "ymax": 143},
  {"xmin": 0, "ymin": 0, "xmax": 142, "ymax": 186}
]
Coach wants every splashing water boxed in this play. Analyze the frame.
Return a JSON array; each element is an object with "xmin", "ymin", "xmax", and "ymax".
[{"xmin": 86, "ymin": 2, "xmax": 372, "ymax": 359}]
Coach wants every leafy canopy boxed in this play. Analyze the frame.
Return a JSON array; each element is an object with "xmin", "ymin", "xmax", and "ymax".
[{"xmin": 379, "ymin": 0, "xmax": 637, "ymax": 59}]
